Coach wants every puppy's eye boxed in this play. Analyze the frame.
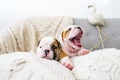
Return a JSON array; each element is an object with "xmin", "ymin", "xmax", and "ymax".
[
  {"xmin": 68, "ymin": 28, "xmax": 71, "ymax": 31},
  {"xmin": 51, "ymin": 45, "xmax": 57, "ymax": 50},
  {"xmin": 65, "ymin": 28, "xmax": 71, "ymax": 34},
  {"xmin": 39, "ymin": 46, "xmax": 42, "ymax": 48}
]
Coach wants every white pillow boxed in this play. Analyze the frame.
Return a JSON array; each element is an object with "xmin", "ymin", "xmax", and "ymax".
[
  {"xmin": 0, "ymin": 52, "xmax": 75, "ymax": 80},
  {"xmin": 72, "ymin": 48, "xmax": 120, "ymax": 80}
]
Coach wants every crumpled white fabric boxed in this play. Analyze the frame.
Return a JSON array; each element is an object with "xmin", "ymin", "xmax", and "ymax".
[
  {"xmin": 0, "ymin": 52, "xmax": 75, "ymax": 80},
  {"xmin": 72, "ymin": 48, "xmax": 120, "ymax": 80},
  {"xmin": 0, "ymin": 48, "xmax": 120, "ymax": 80}
]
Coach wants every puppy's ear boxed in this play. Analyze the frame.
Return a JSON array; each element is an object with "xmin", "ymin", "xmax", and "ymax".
[
  {"xmin": 61, "ymin": 31, "xmax": 65, "ymax": 41},
  {"xmin": 37, "ymin": 40, "xmax": 41, "ymax": 46},
  {"xmin": 54, "ymin": 38, "xmax": 62, "ymax": 61},
  {"xmin": 55, "ymin": 38, "xmax": 61, "ymax": 49},
  {"xmin": 61, "ymin": 31, "xmax": 69, "ymax": 40}
]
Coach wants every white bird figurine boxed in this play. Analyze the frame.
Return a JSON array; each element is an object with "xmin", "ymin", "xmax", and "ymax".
[{"xmin": 88, "ymin": 4, "xmax": 108, "ymax": 51}]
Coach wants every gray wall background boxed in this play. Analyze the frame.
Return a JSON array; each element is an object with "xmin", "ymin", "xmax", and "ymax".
[{"xmin": 74, "ymin": 18, "xmax": 120, "ymax": 50}]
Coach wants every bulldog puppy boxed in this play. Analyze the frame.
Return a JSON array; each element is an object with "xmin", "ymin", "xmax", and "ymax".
[
  {"xmin": 60, "ymin": 25, "xmax": 90, "ymax": 68},
  {"xmin": 37, "ymin": 36, "xmax": 73, "ymax": 70}
]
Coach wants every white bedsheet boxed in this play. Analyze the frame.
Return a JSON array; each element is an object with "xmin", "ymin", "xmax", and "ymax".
[
  {"xmin": 0, "ymin": 52, "xmax": 75, "ymax": 80},
  {"xmin": 0, "ymin": 48, "xmax": 120, "ymax": 80},
  {"xmin": 72, "ymin": 48, "xmax": 120, "ymax": 80}
]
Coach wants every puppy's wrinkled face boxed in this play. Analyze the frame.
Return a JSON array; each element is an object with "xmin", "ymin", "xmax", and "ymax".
[
  {"xmin": 37, "ymin": 37, "xmax": 61, "ymax": 60},
  {"xmin": 61, "ymin": 25, "xmax": 83, "ymax": 50}
]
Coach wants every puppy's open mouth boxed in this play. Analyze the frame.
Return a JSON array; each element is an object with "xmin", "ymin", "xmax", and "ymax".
[{"xmin": 69, "ymin": 33, "xmax": 82, "ymax": 47}]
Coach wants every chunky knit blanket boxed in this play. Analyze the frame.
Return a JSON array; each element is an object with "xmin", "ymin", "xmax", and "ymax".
[{"xmin": 0, "ymin": 16, "xmax": 73, "ymax": 54}]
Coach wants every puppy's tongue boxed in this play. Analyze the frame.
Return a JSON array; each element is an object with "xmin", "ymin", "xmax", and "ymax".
[
  {"xmin": 72, "ymin": 38, "xmax": 82, "ymax": 47},
  {"xmin": 74, "ymin": 39, "xmax": 81, "ymax": 47}
]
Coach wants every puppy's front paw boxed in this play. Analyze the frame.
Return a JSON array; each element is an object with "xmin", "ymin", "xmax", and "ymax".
[
  {"xmin": 78, "ymin": 49, "xmax": 90, "ymax": 56},
  {"xmin": 60, "ymin": 56, "xmax": 73, "ymax": 70},
  {"xmin": 62, "ymin": 61, "xmax": 73, "ymax": 70}
]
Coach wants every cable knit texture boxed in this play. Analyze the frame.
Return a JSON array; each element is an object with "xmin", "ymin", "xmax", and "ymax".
[{"xmin": 0, "ymin": 16, "xmax": 73, "ymax": 54}]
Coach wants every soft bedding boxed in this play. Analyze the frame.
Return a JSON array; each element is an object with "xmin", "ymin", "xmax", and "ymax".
[
  {"xmin": 0, "ymin": 52, "xmax": 75, "ymax": 80},
  {"xmin": 72, "ymin": 48, "xmax": 120, "ymax": 80},
  {"xmin": 0, "ymin": 48, "xmax": 120, "ymax": 80}
]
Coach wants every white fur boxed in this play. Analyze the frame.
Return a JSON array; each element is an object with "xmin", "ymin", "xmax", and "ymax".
[
  {"xmin": 60, "ymin": 56, "xmax": 73, "ymax": 70},
  {"xmin": 37, "ymin": 36, "xmax": 55, "ymax": 60},
  {"xmin": 59, "ymin": 25, "xmax": 88, "ymax": 70},
  {"xmin": 60, "ymin": 25, "xmax": 85, "ymax": 57},
  {"xmin": 37, "ymin": 36, "xmax": 73, "ymax": 70}
]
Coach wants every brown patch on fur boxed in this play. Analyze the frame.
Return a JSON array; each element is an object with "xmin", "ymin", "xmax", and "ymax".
[
  {"xmin": 51, "ymin": 38, "xmax": 67, "ymax": 61},
  {"xmin": 61, "ymin": 29, "xmax": 71, "ymax": 40},
  {"xmin": 59, "ymin": 50, "xmax": 67, "ymax": 60}
]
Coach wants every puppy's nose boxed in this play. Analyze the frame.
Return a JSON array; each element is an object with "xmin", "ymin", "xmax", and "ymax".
[
  {"xmin": 77, "ymin": 27, "xmax": 83, "ymax": 34},
  {"xmin": 77, "ymin": 27, "xmax": 81, "ymax": 30},
  {"xmin": 45, "ymin": 49, "xmax": 50, "ymax": 55}
]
